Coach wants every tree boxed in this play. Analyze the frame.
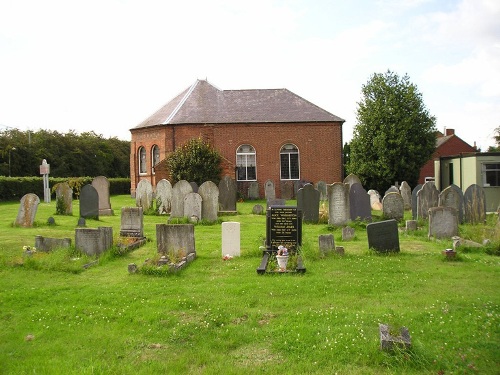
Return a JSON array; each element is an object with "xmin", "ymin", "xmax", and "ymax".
[
  {"xmin": 487, "ymin": 126, "xmax": 500, "ymax": 152},
  {"xmin": 347, "ymin": 70, "xmax": 437, "ymax": 192},
  {"xmin": 166, "ymin": 137, "xmax": 222, "ymax": 185}
]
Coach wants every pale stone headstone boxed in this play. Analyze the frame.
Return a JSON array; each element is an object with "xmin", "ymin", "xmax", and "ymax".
[
  {"xmin": 315, "ymin": 181, "xmax": 327, "ymax": 201},
  {"xmin": 417, "ymin": 182, "xmax": 439, "ymax": 220},
  {"xmin": 35, "ymin": 235, "xmax": 71, "ymax": 252},
  {"xmin": 91, "ymin": 176, "xmax": 113, "ymax": 215},
  {"xmin": 428, "ymin": 206, "xmax": 458, "ymax": 239},
  {"xmin": 264, "ymin": 180, "xmax": 276, "ymax": 200},
  {"xmin": 342, "ymin": 226, "xmax": 355, "ymax": 241},
  {"xmin": 411, "ymin": 184, "xmax": 423, "ymax": 219},
  {"xmin": 343, "ymin": 173, "xmax": 362, "ymax": 187},
  {"xmin": 439, "ymin": 184, "xmax": 464, "ymax": 223},
  {"xmin": 183, "ymin": 192, "xmax": 202, "ymax": 220},
  {"xmin": 198, "ymin": 181, "xmax": 219, "ymax": 222},
  {"xmin": 281, "ymin": 181, "xmax": 294, "ymax": 200},
  {"xmin": 156, "ymin": 224, "xmax": 196, "ymax": 257},
  {"xmin": 55, "ymin": 182, "xmax": 72, "ymax": 215},
  {"xmin": 399, "ymin": 181, "xmax": 412, "ymax": 210},
  {"xmin": 327, "ymin": 183, "xmax": 350, "ymax": 226},
  {"xmin": 135, "ymin": 180, "xmax": 154, "ymax": 211},
  {"xmin": 252, "ymin": 204, "xmax": 264, "ymax": 214},
  {"xmin": 155, "ymin": 179, "xmax": 172, "ymax": 215},
  {"xmin": 382, "ymin": 192, "xmax": 404, "ymax": 221},
  {"xmin": 75, "ymin": 226, "xmax": 113, "ymax": 256},
  {"xmin": 218, "ymin": 175, "xmax": 237, "ymax": 212},
  {"xmin": 463, "ymin": 184, "xmax": 486, "ymax": 224},
  {"xmin": 248, "ymin": 182, "xmax": 259, "ymax": 200},
  {"xmin": 171, "ymin": 180, "xmax": 193, "ymax": 218},
  {"xmin": 79, "ymin": 185, "xmax": 99, "ymax": 219},
  {"xmin": 367, "ymin": 219, "xmax": 400, "ymax": 253},
  {"xmin": 368, "ymin": 189, "xmax": 383, "ymax": 210},
  {"xmin": 120, "ymin": 207, "xmax": 144, "ymax": 237},
  {"xmin": 318, "ymin": 234, "xmax": 335, "ymax": 255},
  {"xmin": 297, "ymin": 183, "xmax": 320, "ymax": 223},
  {"xmin": 384, "ymin": 186, "xmax": 399, "ymax": 196},
  {"xmin": 349, "ymin": 183, "xmax": 372, "ymax": 221},
  {"xmin": 222, "ymin": 222, "xmax": 240, "ymax": 257}
]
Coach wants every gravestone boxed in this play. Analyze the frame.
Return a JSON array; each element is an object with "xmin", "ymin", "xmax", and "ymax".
[
  {"xmin": 55, "ymin": 182, "xmax": 73, "ymax": 215},
  {"xmin": 91, "ymin": 176, "xmax": 113, "ymax": 215},
  {"xmin": 264, "ymin": 180, "xmax": 276, "ymax": 200},
  {"xmin": 35, "ymin": 235, "xmax": 71, "ymax": 252},
  {"xmin": 120, "ymin": 207, "xmax": 144, "ymax": 237},
  {"xmin": 315, "ymin": 181, "xmax": 327, "ymax": 201},
  {"xmin": 327, "ymin": 183, "xmax": 350, "ymax": 226},
  {"xmin": 218, "ymin": 175, "xmax": 237, "ymax": 212},
  {"xmin": 349, "ymin": 183, "xmax": 372, "ymax": 221},
  {"xmin": 266, "ymin": 206, "xmax": 302, "ymax": 251},
  {"xmin": 183, "ymin": 192, "xmax": 202, "ymax": 220},
  {"xmin": 342, "ymin": 227, "xmax": 355, "ymax": 241},
  {"xmin": 417, "ymin": 182, "xmax": 439, "ymax": 220},
  {"xmin": 368, "ymin": 189, "xmax": 383, "ymax": 210},
  {"xmin": 428, "ymin": 206, "xmax": 458, "ymax": 239},
  {"xmin": 267, "ymin": 198, "xmax": 286, "ymax": 208},
  {"xmin": 406, "ymin": 220, "xmax": 417, "ymax": 231},
  {"xmin": 198, "ymin": 181, "xmax": 219, "ymax": 222},
  {"xmin": 135, "ymin": 180, "xmax": 153, "ymax": 211},
  {"xmin": 156, "ymin": 224, "xmax": 196, "ymax": 257},
  {"xmin": 382, "ymin": 192, "xmax": 404, "ymax": 221},
  {"xmin": 384, "ymin": 186, "xmax": 399, "ymax": 196},
  {"xmin": 77, "ymin": 217, "xmax": 86, "ymax": 227},
  {"xmin": 222, "ymin": 222, "xmax": 240, "ymax": 257},
  {"xmin": 252, "ymin": 204, "xmax": 264, "ymax": 214},
  {"xmin": 248, "ymin": 182, "xmax": 259, "ymax": 200},
  {"xmin": 399, "ymin": 181, "xmax": 412, "ymax": 210},
  {"xmin": 155, "ymin": 179, "xmax": 172, "ymax": 215},
  {"xmin": 79, "ymin": 185, "xmax": 99, "ymax": 220},
  {"xmin": 366, "ymin": 219, "xmax": 400, "ymax": 253},
  {"xmin": 318, "ymin": 234, "xmax": 335, "ymax": 255},
  {"xmin": 190, "ymin": 181, "xmax": 199, "ymax": 193},
  {"xmin": 171, "ymin": 180, "xmax": 193, "ymax": 218},
  {"xmin": 439, "ymin": 184, "xmax": 464, "ymax": 223},
  {"xmin": 343, "ymin": 173, "xmax": 362, "ymax": 187},
  {"xmin": 281, "ymin": 181, "xmax": 294, "ymax": 200},
  {"xmin": 75, "ymin": 226, "xmax": 113, "ymax": 256},
  {"xmin": 411, "ymin": 184, "xmax": 423, "ymax": 219},
  {"xmin": 463, "ymin": 184, "xmax": 486, "ymax": 224},
  {"xmin": 296, "ymin": 183, "xmax": 320, "ymax": 223}
]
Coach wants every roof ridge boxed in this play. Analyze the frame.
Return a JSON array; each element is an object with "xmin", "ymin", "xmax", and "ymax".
[{"xmin": 162, "ymin": 80, "xmax": 200, "ymax": 125}]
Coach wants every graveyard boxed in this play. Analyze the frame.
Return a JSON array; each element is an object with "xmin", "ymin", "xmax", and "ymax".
[{"xmin": 0, "ymin": 190, "xmax": 499, "ymax": 374}]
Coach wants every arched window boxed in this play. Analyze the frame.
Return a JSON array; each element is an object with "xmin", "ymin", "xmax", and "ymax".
[
  {"xmin": 151, "ymin": 145, "xmax": 160, "ymax": 174},
  {"xmin": 236, "ymin": 144, "xmax": 256, "ymax": 181},
  {"xmin": 138, "ymin": 146, "xmax": 146, "ymax": 174},
  {"xmin": 280, "ymin": 144, "xmax": 300, "ymax": 180}
]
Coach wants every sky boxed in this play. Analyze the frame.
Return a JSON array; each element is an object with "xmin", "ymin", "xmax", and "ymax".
[{"xmin": 0, "ymin": 0, "xmax": 499, "ymax": 150}]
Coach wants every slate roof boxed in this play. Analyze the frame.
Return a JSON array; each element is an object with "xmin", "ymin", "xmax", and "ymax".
[{"xmin": 133, "ymin": 80, "xmax": 344, "ymax": 130}]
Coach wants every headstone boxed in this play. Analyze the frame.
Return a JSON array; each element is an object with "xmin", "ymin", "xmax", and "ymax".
[
  {"xmin": 222, "ymin": 222, "xmax": 240, "ymax": 257},
  {"xmin": 91, "ymin": 176, "xmax": 113, "ymax": 215},
  {"xmin": 297, "ymin": 183, "xmax": 320, "ymax": 223},
  {"xmin": 366, "ymin": 219, "xmax": 400, "ymax": 253},
  {"xmin": 155, "ymin": 179, "xmax": 172, "ymax": 215},
  {"xmin": 218, "ymin": 175, "xmax": 237, "ymax": 212},
  {"xmin": 183, "ymin": 192, "xmax": 202, "ymax": 220},
  {"xmin": 428, "ymin": 206, "xmax": 458, "ymax": 239},
  {"xmin": 77, "ymin": 217, "xmax": 86, "ymax": 227},
  {"xmin": 342, "ymin": 227, "xmax": 355, "ymax": 241},
  {"xmin": 439, "ymin": 184, "xmax": 464, "ymax": 223},
  {"xmin": 327, "ymin": 183, "xmax": 350, "ymax": 226},
  {"xmin": 120, "ymin": 207, "xmax": 144, "ymax": 237},
  {"xmin": 47, "ymin": 217, "xmax": 55, "ymax": 225},
  {"xmin": 248, "ymin": 182, "xmax": 259, "ymax": 200},
  {"xmin": 264, "ymin": 180, "xmax": 276, "ymax": 200},
  {"xmin": 156, "ymin": 224, "xmax": 196, "ymax": 257},
  {"xmin": 411, "ymin": 184, "xmax": 423, "ymax": 219},
  {"xmin": 198, "ymin": 181, "xmax": 219, "ymax": 222},
  {"xmin": 190, "ymin": 181, "xmax": 199, "ymax": 193},
  {"xmin": 171, "ymin": 180, "xmax": 193, "ymax": 218},
  {"xmin": 417, "ymin": 182, "xmax": 439, "ymax": 220},
  {"xmin": 399, "ymin": 181, "xmax": 412, "ymax": 210},
  {"xmin": 343, "ymin": 173, "xmax": 362, "ymax": 187},
  {"xmin": 15, "ymin": 193, "xmax": 40, "ymax": 227},
  {"xmin": 379, "ymin": 324, "xmax": 411, "ymax": 351},
  {"xmin": 382, "ymin": 192, "xmax": 404, "ymax": 221},
  {"xmin": 406, "ymin": 220, "xmax": 417, "ymax": 231},
  {"xmin": 75, "ymin": 226, "xmax": 113, "ymax": 256},
  {"xmin": 266, "ymin": 206, "xmax": 302, "ymax": 251},
  {"xmin": 135, "ymin": 180, "xmax": 154, "ymax": 211},
  {"xmin": 315, "ymin": 181, "xmax": 327, "ymax": 201},
  {"xmin": 79, "ymin": 185, "xmax": 99, "ymax": 220},
  {"xmin": 368, "ymin": 189, "xmax": 383, "ymax": 210},
  {"xmin": 281, "ymin": 181, "xmax": 294, "ymax": 200},
  {"xmin": 55, "ymin": 182, "xmax": 73, "ymax": 215},
  {"xmin": 384, "ymin": 186, "xmax": 399, "ymax": 197},
  {"xmin": 463, "ymin": 184, "xmax": 486, "ymax": 224},
  {"xmin": 267, "ymin": 198, "xmax": 286, "ymax": 208},
  {"xmin": 318, "ymin": 234, "xmax": 335, "ymax": 255},
  {"xmin": 349, "ymin": 183, "xmax": 372, "ymax": 221},
  {"xmin": 252, "ymin": 204, "xmax": 264, "ymax": 214},
  {"xmin": 35, "ymin": 235, "xmax": 71, "ymax": 252}
]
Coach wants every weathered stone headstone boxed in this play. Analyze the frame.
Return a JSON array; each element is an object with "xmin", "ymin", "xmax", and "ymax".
[
  {"xmin": 189, "ymin": 181, "xmax": 199, "ymax": 193},
  {"xmin": 183, "ymin": 192, "xmax": 202, "ymax": 220},
  {"xmin": 75, "ymin": 226, "xmax": 113, "ymax": 256},
  {"xmin": 248, "ymin": 182, "xmax": 259, "ymax": 200},
  {"xmin": 35, "ymin": 235, "xmax": 71, "ymax": 252},
  {"xmin": 198, "ymin": 181, "xmax": 219, "ymax": 221},
  {"xmin": 281, "ymin": 181, "xmax": 294, "ymax": 200},
  {"xmin": 135, "ymin": 180, "xmax": 153, "ymax": 211},
  {"xmin": 406, "ymin": 220, "xmax": 417, "ymax": 231},
  {"xmin": 399, "ymin": 181, "xmax": 412, "ymax": 210},
  {"xmin": 318, "ymin": 234, "xmax": 335, "ymax": 255},
  {"xmin": 327, "ymin": 183, "xmax": 350, "ymax": 226},
  {"xmin": 343, "ymin": 173, "xmax": 362, "ymax": 187},
  {"xmin": 120, "ymin": 207, "xmax": 144, "ymax": 237},
  {"xmin": 264, "ymin": 180, "xmax": 276, "ymax": 200},
  {"xmin": 439, "ymin": 184, "xmax": 464, "ymax": 223},
  {"xmin": 379, "ymin": 324, "xmax": 411, "ymax": 351},
  {"xmin": 342, "ymin": 226, "xmax": 355, "ymax": 241},
  {"xmin": 384, "ymin": 186, "xmax": 399, "ymax": 197},
  {"xmin": 366, "ymin": 219, "xmax": 400, "ymax": 252},
  {"xmin": 252, "ymin": 204, "xmax": 264, "ymax": 214},
  {"xmin": 428, "ymin": 206, "xmax": 458, "ymax": 239},
  {"xmin": 463, "ymin": 184, "xmax": 486, "ymax": 224},
  {"xmin": 155, "ymin": 179, "xmax": 172, "ymax": 215},
  {"xmin": 368, "ymin": 189, "xmax": 383, "ymax": 210},
  {"xmin": 156, "ymin": 224, "xmax": 196, "ymax": 257},
  {"xmin": 222, "ymin": 222, "xmax": 240, "ymax": 257},
  {"xmin": 77, "ymin": 217, "xmax": 86, "ymax": 227},
  {"xmin": 382, "ymin": 192, "xmax": 404, "ymax": 221},
  {"xmin": 315, "ymin": 181, "xmax": 327, "ymax": 201},
  {"xmin": 55, "ymin": 182, "xmax": 73, "ymax": 215},
  {"xmin": 267, "ymin": 198, "xmax": 286, "ymax": 208},
  {"xmin": 218, "ymin": 175, "xmax": 237, "ymax": 212},
  {"xmin": 266, "ymin": 206, "xmax": 302, "ymax": 251},
  {"xmin": 79, "ymin": 185, "xmax": 99, "ymax": 220},
  {"xmin": 91, "ymin": 176, "xmax": 113, "ymax": 215},
  {"xmin": 297, "ymin": 183, "xmax": 320, "ymax": 223},
  {"xmin": 417, "ymin": 182, "xmax": 439, "ymax": 220},
  {"xmin": 349, "ymin": 183, "xmax": 372, "ymax": 221},
  {"xmin": 171, "ymin": 180, "xmax": 193, "ymax": 218},
  {"xmin": 411, "ymin": 184, "xmax": 423, "ymax": 219}
]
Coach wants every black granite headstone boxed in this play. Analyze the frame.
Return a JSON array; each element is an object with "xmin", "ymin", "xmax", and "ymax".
[
  {"xmin": 266, "ymin": 206, "xmax": 302, "ymax": 252},
  {"xmin": 349, "ymin": 183, "xmax": 372, "ymax": 221},
  {"xmin": 297, "ymin": 183, "xmax": 320, "ymax": 223},
  {"xmin": 366, "ymin": 219, "xmax": 400, "ymax": 253}
]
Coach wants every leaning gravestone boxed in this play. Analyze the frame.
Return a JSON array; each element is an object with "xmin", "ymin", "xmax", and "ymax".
[
  {"xmin": 155, "ymin": 179, "xmax": 172, "ymax": 215},
  {"xmin": 120, "ymin": 207, "xmax": 144, "ymax": 237},
  {"xmin": 399, "ymin": 181, "xmax": 412, "ymax": 211},
  {"xmin": 315, "ymin": 181, "xmax": 327, "ymax": 201},
  {"xmin": 463, "ymin": 184, "xmax": 486, "ymax": 224},
  {"xmin": 417, "ymin": 182, "xmax": 439, "ymax": 220},
  {"xmin": 222, "ymin": 222, "xmax": 240, "ymax": 257},
  {"xmin": 183, "ymin": 192, "xmax": 202, "ymax": 220},
  {"xmin": 297, "ymin": 183, "xmax": 320, "ymax": 223},
  {"xmin": 79, "ymin": 184, "xmax": 99, "ymax": 220},
  {"xmin": 382, "ymin": 192, "xmax": 404, "ymax": 221},
  {"xmin": 55, "ymin": 182, "xmax": 73, "ymax": 215},
  {"xmin": 264, "ymin": 180, "xmax": 276, "ymax": 200},
  {"xmin": 349, "ymin": 183, "xmax": 371, "ymax": 221},
  {"xmin": 135, "ymin": 180, "xmax": 153, "ymax": 211},
  {"xmin": 439, "ymin": 184, "xmax": 464, "ymax": 223},
  {"xmin": 327, "ymin": 182, "xmax": 350, "ymax": 226},
  {"xmin": 15, "ymin": 193, "xmax": 40, "ymax": 227},
  {"xmin": 343, "ymin": 173, "xmax": 362, "ymax": 187},
  {"xmin": 366, "ymin": 219, "xmax": 400, "ymax": 253},
  {"xmin": 91, "ymin": 176, "xmax": 113, "ymax": 215},
  {"xmin": 170, "ymin": 180, "xmax": 193, "ymax": 218},
  {"xmin": 156, "ymin": 224, "xmax": 196, "ymax": 257},
  {"xmin": 411, "ymin": 184, "xmax": 423, "ymax": 219},
  {"xmin": 218, "ymin": 175, "xmax": 237, "ymax": 212},
  {"xmin": 198, "ymin": 181, "xmax": 219, "ymax": 222},
  {"xmin": 428, "ymin": 206, "xmax": 458, "ymax": 239},
  {"xmin": 248, "ymin": 182, "xmax": 259, "ymax": 200}
]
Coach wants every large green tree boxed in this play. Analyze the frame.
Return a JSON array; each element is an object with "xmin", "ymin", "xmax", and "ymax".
[
  {"xmin": 347, "ymin": 70, "xmax": 437, "ymax": 192},
  {"xmin": 487, "ymin": 126, "xmax": 500, "ymax": 152}
]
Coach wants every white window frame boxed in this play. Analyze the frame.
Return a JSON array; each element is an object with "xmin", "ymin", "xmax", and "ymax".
[
  {"xmin": 280, "ymin": 143, "xmax": 300, "ymax": 180},
  {"xmin": 482, "ymin": 162, "xmax": 500, "ymax": 187},
  {"xmin": 236, "ymin": 144, "xmax": 257, "ymax": 181}
]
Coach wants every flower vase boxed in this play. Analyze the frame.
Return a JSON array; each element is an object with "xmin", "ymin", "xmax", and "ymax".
[{"xmin": 276, "ymin": 255, "xmax": 289, "ymax": 271}]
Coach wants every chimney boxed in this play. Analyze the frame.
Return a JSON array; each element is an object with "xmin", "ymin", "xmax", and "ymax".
[{"xmin": 445, "ymin": 128, "xmax": 455, "ymax": 136}]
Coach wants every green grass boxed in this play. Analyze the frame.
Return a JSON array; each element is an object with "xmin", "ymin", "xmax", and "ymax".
[{"xmin": 0, "ymin": 195, "xmax": 499, "ymax": 374}]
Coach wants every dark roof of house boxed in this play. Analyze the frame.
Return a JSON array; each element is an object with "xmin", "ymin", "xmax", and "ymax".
[{"xmin": 132, "ymin": 79, "xmax": 345, "ymax": 130}]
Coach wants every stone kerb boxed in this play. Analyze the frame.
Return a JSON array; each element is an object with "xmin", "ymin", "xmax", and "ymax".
[
  {"xmin": 222, "ymin": 222, "xmax": 240, "ymax": 257},
  {"xmin": 428, "ymin": 206, "xmax": 458, "ymax": 239},
  {"xmin": 327, "ymin": 182, "xmax": 350, "ymax": 226},
  {"xmin": 91, "ymin": 176, "xmax": 113, "ymax": 215},
  {"xmin": 15, "ymin": 193, "xmax": 40, "ymax": 227},
  {"xmin": 198, "ymin": 181, "xmax": 219, "ymax": 222},
  {"xmin": 171, "ymin": 180, "xmax": 194, "ymax": 218},
  {"xmin": 75, "ymin": 227, "xmax": 113, "ymax": 256},
  {"xmin": 382, "ymin": 192, "xmax": 404, "ymax": 221},
  {"xmin": 156, "ymin": 224, "xmax": 196, "ymax": 257},
  {"xmin": 35, "ymin": 235, "xmax": 71, "ymax": 252}
]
